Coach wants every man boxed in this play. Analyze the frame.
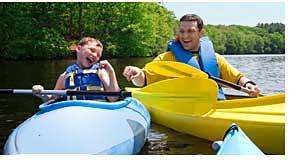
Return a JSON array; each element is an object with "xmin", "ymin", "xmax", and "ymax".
[{"xmin": 123, "ymin": 14, "xmax": 260, "ymax": 99}]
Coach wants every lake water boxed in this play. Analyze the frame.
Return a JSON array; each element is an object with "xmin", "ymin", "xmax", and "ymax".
[{"xmin": 0, "ymin": 54, "xmax": 285, "ymax": 154}]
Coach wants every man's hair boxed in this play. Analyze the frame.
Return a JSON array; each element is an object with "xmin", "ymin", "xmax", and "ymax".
[
  {"xmin": 78, "ymin": 37, "xmax": 103, "ymax": 49},
  {"xmin": 180, "ymin": 14, "xmax": 204, "ymax": 30}
]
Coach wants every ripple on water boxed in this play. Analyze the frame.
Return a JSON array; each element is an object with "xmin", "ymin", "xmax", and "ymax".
[{"xmin": 139, "ymin": 123, "xmax": 215, "ymax": 155}]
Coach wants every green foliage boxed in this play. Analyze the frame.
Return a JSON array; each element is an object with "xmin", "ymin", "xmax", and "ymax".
[
  {"xmin": 257, "ymin": 23, "xmax": 285, "ymax": 34},
  {"xmin": 0, "ymin": 2, "xmax": 176, "ymax": 59},
  {"xmin": 205, "ymin": 25, "xmax": 285, "ymax": 54},
  {"xmin": 0, "ymin": 2, "xmax": 285, "ymax": 60},
  {"xmin": 31, "ymin": 28, "xmax": 69, "ymax": 59},
  {"xmin": 4, "ymin": 40, "xmax": 33, "ymax": 59},
  {"xmin": 2, "ymin": 28, "xmax": 68, "ymax": 60}
]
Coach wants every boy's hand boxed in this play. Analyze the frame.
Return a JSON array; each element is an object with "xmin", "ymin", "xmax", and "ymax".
[
  {"xmin": 98, "ymin": 60, "xmax": 115, "ymax": 86},
  {"xmin": 98, "ymin": 60, "xmax": 121, "ymax": 102},
  {"xmin": 32, "ymin": 85, "xmax": 50, "ymax": 102},
  {"xmin": 99, "ymin": 60, "xmax": 114, "ymax": 74},
  {"xmin": 32, "ymin": 85, "xmax": 44, "ymax": 96}
]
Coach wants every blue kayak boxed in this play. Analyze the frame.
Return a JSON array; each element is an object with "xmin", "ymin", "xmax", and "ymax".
[
  {"xmin": 213, "ymin": 123, "xmax": 264, "ymax": 155},
  {"xmin": 3, "ymin": 97, "xmax": 150, "ymax": 154}
]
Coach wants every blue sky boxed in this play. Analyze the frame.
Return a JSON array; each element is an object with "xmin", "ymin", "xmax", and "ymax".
[{"xmin": 161, "ymin": 2, "xmax": 285, "ymax": 26}]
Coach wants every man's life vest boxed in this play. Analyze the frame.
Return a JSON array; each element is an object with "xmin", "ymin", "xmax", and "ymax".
[
  {"xmin": 167, "ymin": 36, "xmax": 226, "ymax": 100},
  {"xmin": 64, "ymin": 63, "xmax": 106, "ymax": 100}
]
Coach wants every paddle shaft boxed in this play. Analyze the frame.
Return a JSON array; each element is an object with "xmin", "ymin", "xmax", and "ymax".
[
  {"xmin": 0, "ymin": 89, "xmax": 132, "ymax": 98},
  {"xmin": 207, "ymin": 75, "xmax": 250, "ymax": 94}
]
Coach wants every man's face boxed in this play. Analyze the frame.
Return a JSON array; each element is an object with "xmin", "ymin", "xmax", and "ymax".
[
  {"xmin": 179, "ymin": 21, "xmax": 203, "ymax": 52},
  {"xmin": 76, "ymin": 41, "xmax": 102, "ymax": 69}
]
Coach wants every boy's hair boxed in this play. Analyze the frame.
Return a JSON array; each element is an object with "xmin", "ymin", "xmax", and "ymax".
[
  {"xmin": 78, "ymin": 37, "xmax": 103, "ymax": 49},
  {"xmin": 180, "ymin": 14, "xmax": 204, "ymax": 30},
  {"xmin": 69, "ymin": 37, "xmax": 103, "ymax": 56}
]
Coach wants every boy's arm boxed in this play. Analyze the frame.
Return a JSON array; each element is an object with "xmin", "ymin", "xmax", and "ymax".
[
  {"xmin": 49, "ymin": 72, "xmax": 66, "ymax": 100},
  {"xmin": 54, "ymin": 72, "xmax": 66, "ymax": 90},
  {"xmin": 105, "ymin": 70, "xmax": 121, "ymax": 102},
  {"xmin": 98, "ymin": 60, "xmax": 120, "ymax": 102},
  {"xmin": 32, "ymin": 72, "xmax": 66, "ymax": 102}
]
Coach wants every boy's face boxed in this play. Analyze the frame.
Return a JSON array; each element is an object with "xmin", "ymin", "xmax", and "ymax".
[
  {"xmin": 76, "ymin": 41, "xmax": 102, "ymax": 69},
  {"xmin": 178, "ymin": 21, "xmax": 203, "ymax": 52}
]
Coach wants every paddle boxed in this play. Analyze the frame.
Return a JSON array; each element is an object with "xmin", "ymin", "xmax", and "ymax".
[
  {"xmin": 0, "ymin": 77, "xmax": 216, "ymax": 103},
  {"xmin": 145, "ymin": 61, "xmax": 253, "ymax": 95},
  {"xmin": 0, "ymin": 89, "xmax": 132, "ymax": 98},
  {"xmin": 127, "ymin": 77, "xmax": 218, "ymax": 115}
]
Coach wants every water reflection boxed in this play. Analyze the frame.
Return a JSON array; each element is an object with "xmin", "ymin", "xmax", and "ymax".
[{"xmin": 140, "ymin": 123, "xmax": 214, "ymax": 155}]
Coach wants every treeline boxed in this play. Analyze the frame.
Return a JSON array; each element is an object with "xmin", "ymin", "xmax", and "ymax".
[
  {"xmin": 0, "ymin": 3, "xmax": 284, "ymax": 60},
  {"xmin": 257, "ymin": 22, "xmax": 285, "ymax": 34},
  {"xmin": 0, "ymin": 2, "xmax": 176, "ymax": 59},
  {"xmin": 205, "ymin": 23, "xmax": 285, "ymax": 54}
]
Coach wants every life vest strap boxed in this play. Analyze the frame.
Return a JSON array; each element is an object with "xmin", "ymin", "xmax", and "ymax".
[
  {"xmin": 66, "ymin": 69, "xmax": 98, "ymax": 88},
  {"xmin": 82, "ymin": 69, "xmax": 98, "ymax": 74},
  {"xmin": 86, "ymin": 86, "xmax": 104, "ymax": 91},
  {"xmin": 64, "ymin": 64, "xmax": 104, "ymax": 100}
]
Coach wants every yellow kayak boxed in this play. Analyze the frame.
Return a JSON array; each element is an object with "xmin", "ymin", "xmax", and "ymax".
[{"xmin": 126, "ymin": 78, "xmax": 285, "ymax": 155}]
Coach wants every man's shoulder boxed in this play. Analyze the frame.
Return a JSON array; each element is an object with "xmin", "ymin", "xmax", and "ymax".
[
  {"xmin": 159, "ymin": 51, "xmax": 174, "ymax": 57},
  {"xmin": 153, "ymin": 51, "xmax": 176, "ymax": 61},
  {"xmin": 214, "ymin": 52, "xmax": 226, "ymax": 60}
]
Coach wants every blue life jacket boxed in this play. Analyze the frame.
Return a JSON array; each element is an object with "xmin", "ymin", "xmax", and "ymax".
[
  {"xmin": 64, "ymin": 63, "xmax": 106, "ymax": 100},
  {"xmin": 167, "ymin": 36, "xmax": 226, "ymax": 100}
]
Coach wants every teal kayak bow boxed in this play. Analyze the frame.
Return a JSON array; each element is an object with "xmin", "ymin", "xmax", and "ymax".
[{"xmin": 212, "ymin": 123, "xmax": 264, "ymax": 155}]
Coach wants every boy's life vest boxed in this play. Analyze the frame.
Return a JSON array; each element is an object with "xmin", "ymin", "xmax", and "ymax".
[
  {"xmin": 167, "ymin": 36, "xmax": 226, "ymax": 100},
  {"xmin": 64, "ymin": 63, "xmax": 106, "ymax": 100}
]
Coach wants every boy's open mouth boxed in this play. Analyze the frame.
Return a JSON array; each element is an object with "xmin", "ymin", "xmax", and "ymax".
[
  {"xmin": 183, "ymin": 40, "xmax": 192, "ymax": 44},
  {"xmin": 86, "ymin": 56, "xmax": 96, "ymax": 64}
]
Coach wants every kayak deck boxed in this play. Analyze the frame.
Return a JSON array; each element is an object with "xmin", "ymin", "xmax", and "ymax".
[{"xmin": 4, "ymin": 98, "xmax": 150, "ymax": 154}]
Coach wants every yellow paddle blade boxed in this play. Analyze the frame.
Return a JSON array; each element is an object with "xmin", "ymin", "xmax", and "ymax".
[
  {"xmin": 145, "ymin": 61, "xmax": 208, "ymax": 78},
  {"xmin": 126, "ymin": 77, "xmax": 218, "ymax": 115},
  {"xmin": 145, "ymin": 61, "xmax": 260, "ymax": 96}
]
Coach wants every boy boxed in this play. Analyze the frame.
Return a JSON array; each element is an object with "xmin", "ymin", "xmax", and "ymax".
[{"xmin": 33, "ymin": 37, "xmax": 120, "ymax": 102}]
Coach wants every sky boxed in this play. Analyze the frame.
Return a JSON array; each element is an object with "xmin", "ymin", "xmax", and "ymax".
[{"xmin": 161, "ymin": 2, "xmax": 284, "ymax": 26}]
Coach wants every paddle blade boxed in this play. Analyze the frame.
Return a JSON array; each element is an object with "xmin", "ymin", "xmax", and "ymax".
[
  {"xmin": 126, "ymin": 77, "xmax": 218, "ymax": 115},
  {"xmin": 145, "ymin": 61, "xmax": 208, "ymax": 78},
  {"xmin": 145, "ymin": 61, "xmax": 256, "ymax": 96}
]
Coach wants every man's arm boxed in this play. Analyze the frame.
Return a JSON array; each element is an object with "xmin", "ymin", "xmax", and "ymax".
[
  {"xmin": 123, "ymin": 52, "xmax": 176, "ymax": 87},
  {"xmin": 238, "ymin": 76, "xmax": 260, "ymax": 97},
  {"xmin": 215, "ymin": 53, "xmax": 244, "ymax": 84},
  {"xmin": 216, "ymin": 54, "xmax": 260, "ymax": 97},
  {"xmin": 123, "ymin": 66, "xmax": 146, "ymax": 87}
]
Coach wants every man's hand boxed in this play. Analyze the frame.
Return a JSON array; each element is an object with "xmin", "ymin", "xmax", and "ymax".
[
  {"xmin": 245, "ymin": 83, "xmax": 261, "ymax": 97},
  {"xmin": 123, "ymin": 66, "xmax": 145, "ymax": 87}
]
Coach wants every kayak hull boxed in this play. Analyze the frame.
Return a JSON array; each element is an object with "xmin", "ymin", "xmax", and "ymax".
[
  {"xmin": 127, "ymin": 86, "xmax": 285, "ymax": 155},
  {"xmin": 3, "ymin": 97, "xmax": 150, "ymax": 154}
]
